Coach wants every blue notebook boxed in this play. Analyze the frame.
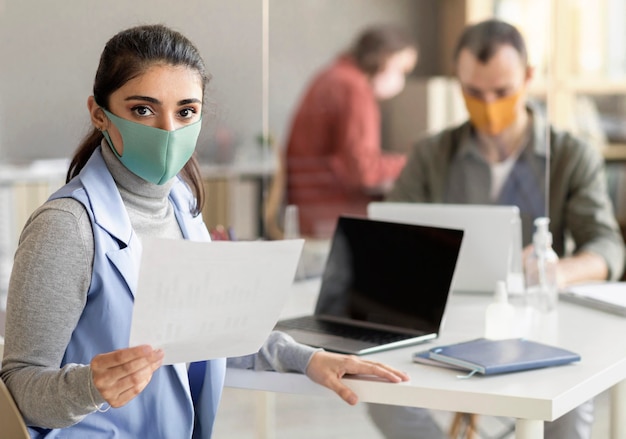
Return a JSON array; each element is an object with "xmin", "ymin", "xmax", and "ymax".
[{"xmin": 428, "ymin": 338, "xmax": 581, "ymax": 376}]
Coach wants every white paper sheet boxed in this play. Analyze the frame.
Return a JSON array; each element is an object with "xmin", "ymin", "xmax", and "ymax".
[
  {"xmin": 562, "ymin": 282, "xmax": 626, "ymax": 316},
  {"xmin": 129, "ymin": 237, "xmax": 304, "ymax": 364}
]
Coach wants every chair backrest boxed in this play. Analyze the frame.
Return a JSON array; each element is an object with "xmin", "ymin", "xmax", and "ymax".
[
  {"xmin": 263, "ymin": 152, "xmax": 286, "ymax": 240},
  {"xmin": 0, "ymin": 376, "xmax": 30, "ymax": 439}
]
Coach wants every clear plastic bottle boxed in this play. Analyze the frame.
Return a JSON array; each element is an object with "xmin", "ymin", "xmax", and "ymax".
[
  {"xmin": 524, "ymin": 217, "xmax": 559, "ymax": 313},
  {"xmin": 484, "ymin": 281, "xmax": 516, "ymax": 339},
  {"xmin": 283, "ymin": 204, "xmax": 300, "ymax": 240}
]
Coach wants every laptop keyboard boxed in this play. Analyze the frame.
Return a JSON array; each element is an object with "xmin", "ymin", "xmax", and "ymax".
[{"xmin": 275, "ymin": 316, "xmax": 417, "ymax": 344}]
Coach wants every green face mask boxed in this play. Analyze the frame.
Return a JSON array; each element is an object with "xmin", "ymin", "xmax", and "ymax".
[{"xmin": 101, "ymin": 109, "xmax": 202, "ymax": 185}]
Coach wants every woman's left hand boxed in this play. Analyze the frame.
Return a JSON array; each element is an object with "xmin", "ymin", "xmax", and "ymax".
[{"xmin": 305, "ymin": 351, "xmax": 409, "ymax": 405}]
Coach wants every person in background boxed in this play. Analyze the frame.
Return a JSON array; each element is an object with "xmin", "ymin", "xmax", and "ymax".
[
  {"xmin": 0, "ymin": 24, "xmax": 409, "ymax": 439},
  {"xmin": 285, "ymin": 25, "xmax": 417, "ymax": 239},
  {"xmin": 369, "ymin": 19, "xmax": 625, "ymax": 439}
]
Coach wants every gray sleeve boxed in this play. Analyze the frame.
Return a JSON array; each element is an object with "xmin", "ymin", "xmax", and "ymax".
[
  {"xmin": 0, "ymin": 198, "xmax": 99, "ymax": 428},
  {"xmin": 227, "ymin": 331, "xmax": 321, "ymax": 373}
]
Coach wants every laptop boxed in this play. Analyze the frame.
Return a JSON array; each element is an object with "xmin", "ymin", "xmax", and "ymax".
[
  {"xmin": 274, "ymin": 216, "xmax": 464, "ymax": 355},
  {"xmin": 367, "ymin": 202, "xmax": 523, "ymax": 294}
]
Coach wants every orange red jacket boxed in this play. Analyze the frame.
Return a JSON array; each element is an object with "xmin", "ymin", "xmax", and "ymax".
[{"xmin": 286, "ymin": 56, "xmax": 406, "ymax": 238}]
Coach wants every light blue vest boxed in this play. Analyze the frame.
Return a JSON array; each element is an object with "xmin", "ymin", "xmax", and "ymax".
[{"xmin": 30, "ymin": 149, "xmax": 225, "ymax": 438}]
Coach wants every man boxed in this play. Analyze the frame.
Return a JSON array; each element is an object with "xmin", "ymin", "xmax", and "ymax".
[{"xmin": 368, "ymin": 19, "xmax": 625, "ymax": 439}]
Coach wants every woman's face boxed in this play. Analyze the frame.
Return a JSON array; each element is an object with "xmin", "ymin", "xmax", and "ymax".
[
  {"xmin": 371, "ymin": 47, "xmax": 417, "ymax": 100},
  {"xmin": 89, "ymin": 64, "xmax": 203, "ymax": 155}
]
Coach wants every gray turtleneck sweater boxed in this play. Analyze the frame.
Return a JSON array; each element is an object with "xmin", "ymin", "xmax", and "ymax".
[{"xmin": 0, "ymin": 143, "xmax": 317, "ymax": 428}]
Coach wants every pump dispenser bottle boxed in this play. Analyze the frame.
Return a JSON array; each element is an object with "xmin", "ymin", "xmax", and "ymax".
[
  {"xmin": 524, "ymin": 217, "xmax": 559, "ymax": 313},
  {"xmin": 484, "ymin": 281, "xmax": 516, "ymax": 339}
]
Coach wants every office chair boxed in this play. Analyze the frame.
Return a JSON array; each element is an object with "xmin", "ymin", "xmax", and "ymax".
[
  {"xmin": 263, "ymin": 151, "xmax": 287, "ymax": 240},
  {"xmin": 450, "ymin": 412, "xmax": 478, "ymax": 438},
  {"xmin": 262, "ymin": 152, "xmax": 312, "ymax": 240},
  {"xmin": 449, "ymin": 412, "xmax": 515, "ymax": 439},
  {"xmin": 0, "ymin": 377, "xmax": 29, "ymax": 439}
]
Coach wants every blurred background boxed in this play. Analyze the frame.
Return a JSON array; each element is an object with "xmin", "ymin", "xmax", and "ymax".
[
  {"xmin": 1, "ymin": 1, "xmax": 624, "ymax": 437},
  {"xmin": 2, "ymin": 0, "xmax": 626, "ymax": 306}
]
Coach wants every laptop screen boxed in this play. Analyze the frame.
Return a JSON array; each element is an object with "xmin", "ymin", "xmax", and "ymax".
[{"xmin": 315, "ymin": 216, "xmax": 464, "ymax": 335}]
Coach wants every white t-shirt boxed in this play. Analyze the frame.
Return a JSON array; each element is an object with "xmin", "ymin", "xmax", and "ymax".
[{"xmin": 490, "ymin": 153, "xmax": 518, "ymax": 201}]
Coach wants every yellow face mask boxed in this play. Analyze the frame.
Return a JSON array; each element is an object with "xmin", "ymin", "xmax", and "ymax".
[{"xmin": 462, "ymin": 89, "xmax": 523, "ymax": 135}]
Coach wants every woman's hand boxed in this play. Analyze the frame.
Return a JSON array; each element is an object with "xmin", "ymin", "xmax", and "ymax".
[
  {"xmin": 305, "ymin": 351, "xmax": 409, "ymax": 405},
  {"xmin": 91, "ymin": 345, "xmax": 164, "ymax": 408}
]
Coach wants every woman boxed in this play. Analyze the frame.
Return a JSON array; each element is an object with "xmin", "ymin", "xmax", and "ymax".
[
  {"xmin": 286, "ymin": 25, "xmax": 418, "ymax": 238},
  {"xmin": 0, "ymin": 24, "xmax": 408, "ymax": 438}
]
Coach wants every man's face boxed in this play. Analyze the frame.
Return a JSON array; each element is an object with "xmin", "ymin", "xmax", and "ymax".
[
  {"xmin": 456, "ymin": 45, "xmax": 532, "ymax": 136},
  {"xmin": 456, "ymin": 44, "xmax": 529, "ymax": 103}
]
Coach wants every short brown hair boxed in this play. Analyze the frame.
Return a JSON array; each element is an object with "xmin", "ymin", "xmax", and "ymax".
[
  {"xmin": 454, "ymin": 19, "xmax": 527, "ymax": 66},
  {"xmin": 350, "ymin": 25, "xmax": 416, "ymax": 76}
]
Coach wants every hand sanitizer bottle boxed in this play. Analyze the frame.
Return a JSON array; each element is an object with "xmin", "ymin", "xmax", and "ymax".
[
  {"xmin": 484, "ymin": 281, "xmax": 516, "ymax": 339},
  {"xmin": 524, "ymin": 217, "xmax": 559, "ymax": 313},
  {"xmin": 283, "ymin": 204, "xmax": 300, "ymax": 240}
]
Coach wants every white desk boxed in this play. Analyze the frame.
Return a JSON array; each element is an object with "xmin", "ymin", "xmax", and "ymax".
[{"xmin": 225, "ymin": 279, "xmax": 626, "ymax": 439}]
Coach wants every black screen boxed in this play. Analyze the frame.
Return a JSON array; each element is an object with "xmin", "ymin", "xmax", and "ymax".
[{"xmin": 315, "ymin": 216, "xmax": 464, "ymax": 334}]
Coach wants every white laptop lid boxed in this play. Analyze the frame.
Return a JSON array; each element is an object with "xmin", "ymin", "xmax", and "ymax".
[{"xmin": 368, "ymin": 202, "xmax": 523, "ymax": 294}]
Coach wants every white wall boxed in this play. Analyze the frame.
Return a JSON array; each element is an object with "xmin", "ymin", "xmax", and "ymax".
[
  {"xmin": 0, "ymin": 0, "xmax": 263, "ymax": 162},
  {"xmin": 0, "ymin": 0, "xmax": 436, "ymax": 162}
]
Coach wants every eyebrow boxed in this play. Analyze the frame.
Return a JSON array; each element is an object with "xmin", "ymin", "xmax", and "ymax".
[{"xmin": 124, "ymin": 95, "xmax": 202, "ymax": 106}]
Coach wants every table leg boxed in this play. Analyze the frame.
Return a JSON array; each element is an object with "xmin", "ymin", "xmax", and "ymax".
[
  {"xmin": 515, "ymin": 419, "xmax": 543, "ymax": 439},
  {"xmin": 611, "ymin": 379, "xmax": 626, "ymax": 439},
  {"xmin": 254, "ymin": 391, "xmax": 276, "ymax": 439}
]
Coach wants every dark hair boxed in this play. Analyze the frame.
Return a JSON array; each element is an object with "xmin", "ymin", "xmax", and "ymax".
[
  {"xmin": 454, "ymin": 19, "xmax": 527, "ymax": 66},
  {"xmin": 67, "ymin": 24, "xmax": 210, "ymax": 215},
  {"xmin": 349, "ymin": 25, "xmax": 416, "ymax": 76}
]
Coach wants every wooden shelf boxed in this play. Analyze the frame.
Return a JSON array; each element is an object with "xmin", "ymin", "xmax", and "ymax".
[
  {"xmin": 565, "ymin": 78, "xmax": 626, "ymax": 95},
  {"xmin": 602, "ymin": 143, "xmax": 626, "ymax": 161},
  {"xmin": 529, "ymin": 78, "xmax": 626, "ymax": 97}
]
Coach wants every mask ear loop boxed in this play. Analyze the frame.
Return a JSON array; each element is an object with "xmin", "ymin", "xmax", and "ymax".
[
  {"xmin": 98, "ymin": 109, "xmax": 122, "ymax": 157},
  {"xmin": 96, "ymin": 106, "xmax": 112, "ymax": 134}
]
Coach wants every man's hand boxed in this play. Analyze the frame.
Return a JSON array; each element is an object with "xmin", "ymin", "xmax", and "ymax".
[{"xmin": 523, "ymin": 245, "xmax": 608, "ymax": 288}]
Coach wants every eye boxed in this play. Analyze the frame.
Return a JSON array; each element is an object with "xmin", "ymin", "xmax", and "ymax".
[
  {"xmin": 131, "ymin": 105, "xmax": 154, "ymax": 117},
  {"xmin": 179, "ymin": 107, "xmax": 198, "ymax": 119},
  {"xmin": 495, "ymin": 89, "xmax": 510, "ymax": 98},
  {"xmin": 466, "ymin": 89, "xmax": 483, "ymax": 99}
]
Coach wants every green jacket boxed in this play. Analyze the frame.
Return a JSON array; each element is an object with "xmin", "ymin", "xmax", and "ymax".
[{"xmin": 387, "ymin": 105, "xmax": 625, "ymax": 280}]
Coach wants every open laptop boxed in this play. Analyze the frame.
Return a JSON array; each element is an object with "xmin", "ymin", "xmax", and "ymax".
[
  {"xmin": 367, "ymin": 202, "xmax": 523, "ymax": 294},
  {"xmin": 274, "ymin": 216, "xmax": 463, "ymax": 355}
]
